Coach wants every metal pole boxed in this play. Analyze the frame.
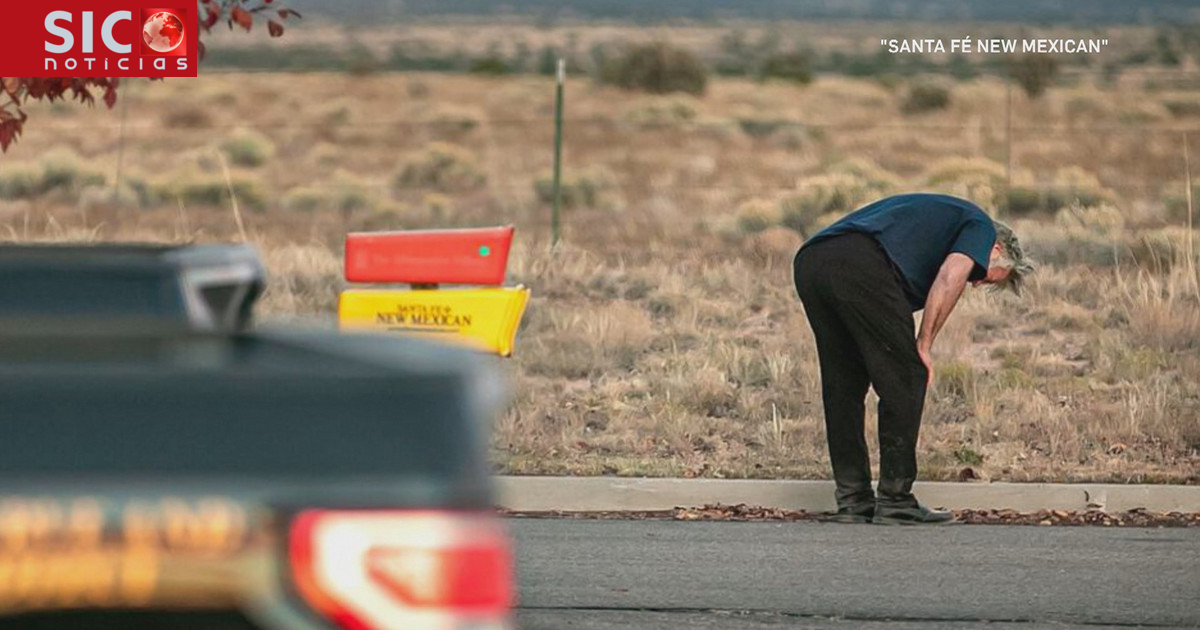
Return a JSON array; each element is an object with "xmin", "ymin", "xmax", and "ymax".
[
  {"xmin": 551, "ymin": 58, "xmax": 565, "ymax": 248},
  {"xmin": 1004, "ymin": 80, "xmax": 1013, "ymax": 217},
  {"xmin": 1184, "ymin": 131, "xmax": 1197, "ymax": 296},
  {"xmin": 113, "ymin": 78, "xmax": 130, "ymax": 203}
]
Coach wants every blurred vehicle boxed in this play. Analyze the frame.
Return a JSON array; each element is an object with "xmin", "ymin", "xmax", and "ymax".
[
  {"xmin": 0, "ymin": 245, "xmax": 512, "ymax": 630},
  {"xmin": 0, "ymin": 244, "xmax": 265, "ymax": 332}
]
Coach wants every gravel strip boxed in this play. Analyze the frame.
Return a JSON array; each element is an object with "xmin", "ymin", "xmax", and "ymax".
[{"xmin": 501, "ymin": 504, "xmax": 1200, "ymax": 527}]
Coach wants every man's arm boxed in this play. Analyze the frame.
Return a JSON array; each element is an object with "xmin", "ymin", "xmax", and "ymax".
[{"xmin": 916, "ymin": 253, "xmax": 976, "ymax": 385}]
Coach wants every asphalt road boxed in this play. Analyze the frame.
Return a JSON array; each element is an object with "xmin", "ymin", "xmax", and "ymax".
[{"xmin": 512, "ymin": 519, "xmax": 1200, "ymax": 629}]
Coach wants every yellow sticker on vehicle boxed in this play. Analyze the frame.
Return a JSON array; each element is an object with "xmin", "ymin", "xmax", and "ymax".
[
  {"xmin": 0, "ymin": 497, "xmax": 252, "ymax": 612},
  {"xmin": 338, "ymin": 287, "xmax": 530, "ymax": 357}
]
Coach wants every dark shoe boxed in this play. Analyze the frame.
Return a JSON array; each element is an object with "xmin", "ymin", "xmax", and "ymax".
[
  {"xmin": 873, "ymin": 503, "xmax": 957, "ymax": 525},
  {"xmin": 825, "ymin": 503, "xmax": 875, "ymax": 524}
]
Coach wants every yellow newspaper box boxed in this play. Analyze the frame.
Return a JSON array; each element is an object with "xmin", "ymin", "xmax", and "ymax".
[{"xmin": 339, "ymin": 287, "xmax": 530, "ymax": 357}]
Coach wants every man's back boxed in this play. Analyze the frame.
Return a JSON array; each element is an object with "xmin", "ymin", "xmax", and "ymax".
[{"xmin": 802, "ymin": 193, "xmax": 996, "ymax": 310}]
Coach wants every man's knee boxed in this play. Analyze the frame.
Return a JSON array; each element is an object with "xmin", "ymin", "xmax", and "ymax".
[{"xmin": 820, "ymin": 379, "xmax": 869, "ymax": 415}]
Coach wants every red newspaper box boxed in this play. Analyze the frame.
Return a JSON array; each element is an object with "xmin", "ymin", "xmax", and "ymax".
[{"xmin": 345, "ymin": 226, "xmax": 515, "ymax": 286}]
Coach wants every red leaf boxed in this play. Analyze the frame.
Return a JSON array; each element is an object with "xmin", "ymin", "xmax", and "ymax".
[
  {"xmin": 104, "ymin": 87, "xmax": 118, "ymax": 109},
  {"xmin": 198, "ymin": 40, "xmax": 207, "ymax": 62},
  {"xmin": 0, "ymin": 117, "xmax": 22, "ymax": 152},
  {"xmin": 230, "ymin": 7, "xmax": 253, "ymax": 32},
  {"xmin": 1, "ymin": 77, "xmax": 21, "ymax": 101},
  {"xmin": 202, "ymin": 8, "xmax": 220, "ymax": 30},
  {"xmin": 268, "ymin": 20, "xmax": 284, "ymax": 38},
  {"xmin": 277, "ymin": 8, "xmax": 301, "ymax": 19}
]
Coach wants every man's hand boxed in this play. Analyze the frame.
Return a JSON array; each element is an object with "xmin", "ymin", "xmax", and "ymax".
[
  {"xmin": 917, "ymin": 253, "xmax": 974, "ymax": 390},
  {"xmin": 918, "ymin": 345, "xmax": 934, "ymax": 388}
]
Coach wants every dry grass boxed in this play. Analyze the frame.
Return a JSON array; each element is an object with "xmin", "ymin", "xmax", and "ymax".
[{"xmin": 2, "ymin": 56, "xmax": 1199, "ymax": 483}]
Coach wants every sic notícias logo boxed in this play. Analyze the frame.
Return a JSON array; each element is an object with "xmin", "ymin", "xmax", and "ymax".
[{"xmin": 38, "ymin": 6, "xmax": 194, "ymax": 75}]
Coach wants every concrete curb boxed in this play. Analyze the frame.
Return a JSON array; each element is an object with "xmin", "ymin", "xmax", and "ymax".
[{"xmin": 496, "ymin": 476, "xmax": 1200, "ymax": 513}]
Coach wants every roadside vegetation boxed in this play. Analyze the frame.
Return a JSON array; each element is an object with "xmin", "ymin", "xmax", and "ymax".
[{"xmin": 2, "ymin": 22, "xmax": 1198, "ymax": 484}]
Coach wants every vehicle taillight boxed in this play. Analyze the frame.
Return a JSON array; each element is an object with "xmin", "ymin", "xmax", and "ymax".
[{"xmin": 290, "ymin": 511, "xmax": 513, "ymax": 630}]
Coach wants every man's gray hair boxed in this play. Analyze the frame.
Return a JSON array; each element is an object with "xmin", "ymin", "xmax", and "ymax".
[{"xmin": 991, "ymin": 221, "xmax": 1034, "ymax": 296}]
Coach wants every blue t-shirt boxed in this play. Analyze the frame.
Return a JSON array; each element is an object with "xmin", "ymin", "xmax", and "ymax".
[{"xmin": 803, "ymin": 193, "xmax": 996, "ymax": 311}]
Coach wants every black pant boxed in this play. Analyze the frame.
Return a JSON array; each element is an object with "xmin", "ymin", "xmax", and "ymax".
[{"xmin": 794, "ymin": 233, "xmax": 927, "ymax": 508}]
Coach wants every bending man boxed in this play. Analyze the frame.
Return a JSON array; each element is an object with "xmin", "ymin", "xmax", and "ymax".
[{"xmin": 793, "ymin": 193, "xmax": 1032, "ymax": 524}]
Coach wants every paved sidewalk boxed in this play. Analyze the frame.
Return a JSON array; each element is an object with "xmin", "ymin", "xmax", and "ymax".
[{"xmin": 496, "ymin": 476, "xmax": 1200, "ymax": 512}]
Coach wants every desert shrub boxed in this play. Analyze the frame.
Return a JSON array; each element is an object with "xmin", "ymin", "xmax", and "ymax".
[
  {"xmin": 0, "ymin": 148, "xmax": 106, "ymax": 201},
  {"xmin": 735, "ymin": 199, "xmax": 780, "ymax": 234},
  {"xmin": 901, "ymin": 81, "xmax": 951, "ymax": 115},
  {"xmin": 406, "ymin": 78, "xmax": 431, "ymax": 99},
  {"xmin": 945, "ymin": 54, "xmax": 980, "ymax": 80},
  {"xmin": 426, "ymin": 105, "xmax": 483, "ymax": 134},
  {"xmin": 758, "ymin": 51, "xmax": 814, "ymax": 84},
  {"xmin": 737, "ymin": 118, "xmax": 792, "ymax": 138},
  {"xmin": 923, "ymin": 157, "xmax": 1008, "ymax": 208},
  {"xmin": 285, "ymin": 174, "xmax": 378, "ymax": 214},
  {"xmin": 533, "ymin": 167, "xmax": 614, "ymax": 209},
  {"xmin": 934, "ymin": 361, "xmax": 976, "ymax": 401},
  {"xmin": 204, "ymin": 44, "xmax": 345, "ymax": 73},
  {"xmin": 828, "ymin": 158, "xmax": 903, "ymax": 189},
  {"xmin": 184, "ymin": 179, "xmax": 267, "ymax": 212},
  {"xmin": 386, "ymin": 42, "xmax": 465, "ymax": 73},
  {"xmin": 1007, "ymin": 168, "xmax": 1110, "ymax": 217},
  {"xmin": 328, "ymin": 172, "xmax": 375, "ymax": 213},
  {"xmin": 468, "ymin": 54, "xmax": 509, "ymax": 75},
  {"xmin": 1126, "ymin": 230, "xmax": 1183, "ymax": 271},
  {"xmin": 1005, "ymin": 187, "xmax": 1044, "ymax": 216},
  {"xmin": 1024, "ymin": 231, "xmax": 1123, "ymax": 268},
  {"xmin": 767, "ymin": 125, "xmax": 816, "ymax": 150},
  {"xmin": 1055, "ymin": 201, "xmax": 1126, "ymax": 237},
  {"xmin": 394, "ymin": 143, "xmax": 485, "ymax": 192},
  {"xmin": 282, "ymin": 186, "xmax": 324, "ymax": 213},
  {"xmin": 220, "ymin": 129, "xmax": 276, "ymax": 168},
  {"xmin": 953, "ymin": 444, "xmax": 987, "ymax": 466},
  {"xmin": 320, "ymin": 100, "xmax": 355, "ymax": 126},
  {"xmin": 1064, "ymin": 93, "xmax": 1114, "ymax": 120},
  {"xmin": 1023, "ymin": 210, "xmax": 1156, "ymax": 269},
  {"xmin": 308, "ymin": 142, "xmax": 342, "ymax": 168},
  {"xmin": 623, "ymin": 97, "xmax": 698, "ymax": 127},
  {"xmin": 781, "ymin": 174, "xmax": 864, "ymax": 237},
  {"xmin": 925, "ymin": 157, "xmax": 1007, "ymax": 188},
  {"xmin": 40, "ymin": 148, "xmax": 107, "ymax": 195},
  {"xmin": 162, "ymin": 105, "xmax": 213, "ymax": 129},
  {"xmin": 713, "ymin": 30, "xmax": 763, "ymax": 77},
  {"xmin": 345, "ymin": 43, "xmax": 379, "ymax": 76},
  {"xmin": 78, "ymin": 182, "xmax": 142, "ymax": 210},
  {"xmin": 780, "ymin": 165, "xmax": 898, "ymax": 238},
  {"xmin": 1163, "ymin": 99, "xmax": 1200, "ymax": 118},
  {"xmin": 159, "ymin": 170, "xmax": 267, "ymax": 212},
  {"xmin": 1009, "ymin": 54, "xmax": 1059, "ymax": 99},
  {"xmin": 1055, "ymin": 166, "xmax": 1110, "ymax": 199},
  {"xmin": 421, "ymin": 193, "xmax": 455, "ymax": 223},
  {"xmin": 122, "ymin": 173, "xmax": 159, "ymax": 207},
  {"xmin": 1117, "ymin": 102, "xmax": 1170, "ymax": 124},
  {"xmin": 1162, "ymin": 184, "xmax": 1200, "ymax": 223},
  {"xmin": 600, "ymin": 42, "xmax": 707, "ymax": 96},
  {"xmin": 0, "ymin": 164, "xmax": 45, "ymax": 199}
]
